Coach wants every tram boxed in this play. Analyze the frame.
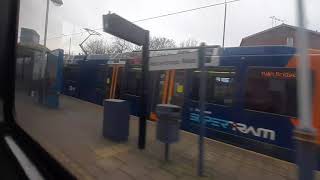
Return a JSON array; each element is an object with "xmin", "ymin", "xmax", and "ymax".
[
  {"xmin": 62, "ymin": 46, "xmax": 320, "ymax": 161},
  {"xmin": 125, "ymin": 46, "xmax": 320, "ymax": 161}
]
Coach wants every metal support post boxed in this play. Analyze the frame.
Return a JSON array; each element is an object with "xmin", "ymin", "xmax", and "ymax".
[
  {"xmin": 222, "ymin": 0, "xmax": 227, "ymax": 47},
  {"xmin": 44, "ymin": 0, "xmax": 50, "ymax": 47},
  {"xmin": 295, "ymin": 131, "xmax": 317, "ymax": 180},
  {"xmin": 138, "ymin": 30, "xmax": 149, "ymax": 149},
  {"xmin": 295, "ymin": 0, "xmax": 318, "ymax": 179},
  {"xmin": 165, "ymin": 143, "xmax": 169, "ymax": 161},
  {"xmin": 197, "ymin": 43, "xmax": 207, "ymax": 176}
]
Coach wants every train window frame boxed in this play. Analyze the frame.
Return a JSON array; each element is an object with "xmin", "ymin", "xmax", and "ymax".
[
  {"xmin": 244, "ymin": 67, "xmax": 300, "ymax": 117},
  {"xmin": 190, "ymin": 66, "xmax": 236, "ymax": 107}
]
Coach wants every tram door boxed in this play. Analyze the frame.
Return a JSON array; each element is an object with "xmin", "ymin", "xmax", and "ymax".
[
  {"xmin": 150, "ymin": 69, "xmax": 186, "ymax": 120},
  {"xmin": 155, "ymin": 70, "xmax": 184, "ymax": 105},
  {"xmin": 167, "ymin": 69, "xmax": 185, "ymax": 106},
  {"xmin": 149, "ymin": 70, "xmax": 167, "ymax": 120}
]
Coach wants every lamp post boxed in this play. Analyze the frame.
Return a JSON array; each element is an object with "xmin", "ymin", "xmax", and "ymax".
[
  {"xmin": 39, "ymin": 0, "xmax": 63, "ymax": 105},
  {"xmin": 295, "ymin": 0, "xmax": 317, "ymax": 179},
  {"xmin": 222, "ymin": 0, "xmax": 227, "ymax": 47},
  {"xmin": 43, "ymin": 0, "xmax": 63, "ymax": 47}
]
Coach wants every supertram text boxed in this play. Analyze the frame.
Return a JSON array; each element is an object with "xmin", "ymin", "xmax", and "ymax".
[{"xmin": 189, "ymin": 110, "xmax": 276, "ymax": 141}]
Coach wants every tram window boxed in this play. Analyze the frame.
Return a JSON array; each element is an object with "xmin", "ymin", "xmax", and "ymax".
[
  {"xmin": 96, "ymin": 70, "xmax": 106, "ymax": 83},
  {"xmin": 64, "ymin": 66, "xmax": 79, "ymax": 81},
  {"xmin": 190, "ymin": 67, "xmax": 235, "ymax": 106},
  {"xmin": 207, "ymin": 69, "xmax": 235, "ymax": 106},
  {"xmin": 190, "ymin": 73, "xmax": 200, "ymax": 101},
  {"xmin": 245, "ymin": 68, "xmax": 298, "ymax": 117}
]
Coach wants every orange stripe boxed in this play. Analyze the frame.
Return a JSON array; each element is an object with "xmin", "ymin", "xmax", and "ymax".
[
  {"xmin": 162, "ymin": 71, "xmax": 170, "ymax": 104},
  {"xmin": 112, "ymin": 65, "xmax": 118, "ymax": 98},
  {"xmin": 113, "ymin": 65, "xmax": 119, "ymax": 98},
  {"xmin": 109, "ymin": 65, "xmax": 116, "ymax": 98},
  {"xmin": 150, "ymin": 112, "xmax": 159, "ymax": 121},
  {"xmin": 168, "ymin": 70, "xmax": 176, "ymax": 104}
]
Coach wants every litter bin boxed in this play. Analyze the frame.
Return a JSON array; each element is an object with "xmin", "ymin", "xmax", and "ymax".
[
  {"xmin": 156, "ymin": 104, "xmax": 181, "ymax": 161},
  {"xmin": 103, "ymin": 99, "xmax": 130, "ymax": 142}
]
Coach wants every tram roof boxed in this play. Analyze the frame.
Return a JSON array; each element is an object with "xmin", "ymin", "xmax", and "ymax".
[{"xmin": 220, "ymin": 46, "xmax": 296, "ymax": 56}]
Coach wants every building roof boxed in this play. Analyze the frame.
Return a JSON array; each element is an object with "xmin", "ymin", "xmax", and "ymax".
[{"xmin": 241, "ymin": 23, "xmax": 320, "ymax": 43}]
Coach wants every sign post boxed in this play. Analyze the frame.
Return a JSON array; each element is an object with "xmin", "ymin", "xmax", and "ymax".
[
  {"xmin": 139, "ymin": 31, "xmax": 149, "ymax": 149},
  {"xmin": 103, "ymin": 13, "xmax": 149, "ymax": 149},
  {"xmin": 197, "ymin": 43, "xmax": 207, "ymax": 176},
  {"xmin": 295, "ymin": 0, "xmax": 317, "ymax": 179}
]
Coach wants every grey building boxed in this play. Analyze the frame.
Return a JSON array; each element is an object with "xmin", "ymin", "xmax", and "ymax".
[{"xmin": 240, "ymin": 24, "xmax": 320, "ymax": 49}]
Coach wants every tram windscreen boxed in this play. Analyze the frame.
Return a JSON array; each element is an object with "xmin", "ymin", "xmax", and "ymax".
[{"xmin": 245, "ymin": 68, "xmax": 299, "ymax": 117}]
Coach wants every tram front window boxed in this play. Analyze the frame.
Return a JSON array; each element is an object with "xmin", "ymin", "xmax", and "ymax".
[{"xmin": 245, "ymin": 68, "xmax": 298, "ymax": 117}]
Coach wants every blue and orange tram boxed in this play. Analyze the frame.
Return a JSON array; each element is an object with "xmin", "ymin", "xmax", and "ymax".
[{"xmin": 62, "ymin": 46, "xmax": 320, "ymax": 162}]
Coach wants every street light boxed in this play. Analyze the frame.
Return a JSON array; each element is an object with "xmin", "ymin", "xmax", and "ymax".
[
  {"xmin": 43, "ymin": 0, "xmax": 63, "ymax": 47},
  {"xmin": 222, "ymin": 0, "xmax": 227, "ymax": 47},
  {"xmin": 39, "ymin": 0, "xmax": 63, "ymax": 105}
]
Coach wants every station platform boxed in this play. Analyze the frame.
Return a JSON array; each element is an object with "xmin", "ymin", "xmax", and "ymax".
[{"xmin": 15, "ymin": 94, "xmax": 318, "ymax": 180}]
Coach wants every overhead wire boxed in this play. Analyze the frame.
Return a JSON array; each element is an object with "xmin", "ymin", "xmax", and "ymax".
[{"xmin": 44, "ymin": 0, "xmax": 240, "ymax": 41}]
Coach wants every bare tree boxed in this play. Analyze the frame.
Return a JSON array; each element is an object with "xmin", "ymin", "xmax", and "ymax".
[
  {"xmin": 131, "ymin": 37, "xmax": 176, "ymax": 51},
  {"xmin": 84, "ymin": 38, "xmax": 135, "ymax": 54},
  {"xmin": 85, "ymin": 39, "xmax": 108, "ymax": 54},
  {"xmin": 179, "ymin": 38, "xmax": 199, "ymax": 48},
  {"xmin": 109, "ymin": 38, "xmax": 134, "ymax": 53},
  {"xmin": 149, "ymin": 37, "xmax": 176, "ymax": 50},
  {"xmin": 133, "ymin": 45, "xmax": 142, "ymax": 51},
  {"xmin": 84, "ymin": 37, "xmax": 177, "ymax": 54}
]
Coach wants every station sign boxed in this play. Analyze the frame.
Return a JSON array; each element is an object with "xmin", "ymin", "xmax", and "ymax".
[
  {"xmin": 107, "ymin": 59, "xmax": 126, "ymax": 65},
  {"xmin": 103, "ymin": 13, "xmax": 147, "ymax": 46},
  {"xmin": 249, "ymin": 68, "xmax": 296, "ymax": 80},
  {"xmin": 260, "ymin": 71, "xmax": 296, "ymax": 79},
  {"xmin": 149, "ymin": 51, "xmax": 198, "ymax": 71}
]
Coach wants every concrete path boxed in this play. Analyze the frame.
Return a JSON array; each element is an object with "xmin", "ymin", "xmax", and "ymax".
[{"xmin": 15, "ymin": 94, "xmax": 319, "ymax": 180}]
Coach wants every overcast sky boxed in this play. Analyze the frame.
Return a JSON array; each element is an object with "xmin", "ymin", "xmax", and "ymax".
[{"xmin": 18, "ymin": 0, "xmax": 320, "ymax": 54}]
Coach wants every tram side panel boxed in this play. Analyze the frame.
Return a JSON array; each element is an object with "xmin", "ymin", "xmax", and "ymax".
[
  {"xmin": 120, "ymin": 63, "xmax": 158, "ymax": 117},
  {"xmin": 181, "ymin": 54, "xmax": 298, "ymax": 162},
  {"xmin": 77, "ymin": 61, "xmax": 109, "ymax": 104},
  {"xmin": 120, "ymin": 65, "xmax": 142, "ymax": 117},
  {"xmin": 63, "ymin": 64, "xmax": 80, "ymax": 98},
  {"xmin": 63, "ymin": 60, "xmax": 124, "ymax": 106},
  {"xmin": 94, "ymin": 64, "xmax": 112, "ymax": 105}
]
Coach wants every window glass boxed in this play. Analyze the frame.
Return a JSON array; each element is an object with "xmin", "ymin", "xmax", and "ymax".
[
  {"xmin": 190, "ymin": 72, "xmax": 200, "ymax": 101},
  {"xmin": 245, "ymin": 68, "xmax": 297, "ymax": 117},
  {"xmin": 190, "ymin": 67, "xmax": 236, "ymax": 106}
]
